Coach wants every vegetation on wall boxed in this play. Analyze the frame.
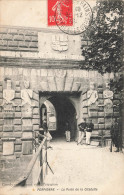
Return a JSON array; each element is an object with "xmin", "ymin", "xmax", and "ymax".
[{"xmin": 81, "ymin": 0, "xmax": 123, "ymax": 101}]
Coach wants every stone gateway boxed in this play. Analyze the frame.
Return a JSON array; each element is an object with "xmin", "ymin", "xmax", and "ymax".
[{"xmin": 0, "ymin": 26, "xmax": 121, "ymax": 158}]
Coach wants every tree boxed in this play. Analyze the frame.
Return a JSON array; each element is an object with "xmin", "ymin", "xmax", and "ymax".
[
  {"xmin": 81, "ymin": 0, "xmax": 123, "ymax": 74},
  {"xmin": 81, "ymin": 0, "xmax": 123, "ymax": 149}
]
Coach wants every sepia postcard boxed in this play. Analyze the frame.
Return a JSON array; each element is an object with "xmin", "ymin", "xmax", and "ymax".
[{"xmin": 0, "ymin": 0, "xmax": 124, "ymax": 195}]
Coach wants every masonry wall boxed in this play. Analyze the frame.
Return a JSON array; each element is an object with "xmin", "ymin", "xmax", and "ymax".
[{"xmin": 0, "ymin": 66, "xmax": 121, "ymax": 157}]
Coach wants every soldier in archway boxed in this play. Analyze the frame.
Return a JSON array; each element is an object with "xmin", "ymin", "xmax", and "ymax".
[
  {"xmin": 77, "ymin": 118, "xmax": 87, "ymax": 145},
  {"xmin": 43, "ymin": 119, "xmax": 52, "ymax": 149},
  {"xmin": 111, "ymin": 118, "xmax": 121, "ymax": 152},
  {"xmin": 86, "ymin": 118, "xmax": 94, "ymax": 145},
  {"xmin": 65, "ymin": 121, "xmax": 71, "ymax": 142}
]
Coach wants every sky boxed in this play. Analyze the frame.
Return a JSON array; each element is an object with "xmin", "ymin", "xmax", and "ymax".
[{"xmin": 0, "ymin": 0, "xmax": 96, "ymax": 28}]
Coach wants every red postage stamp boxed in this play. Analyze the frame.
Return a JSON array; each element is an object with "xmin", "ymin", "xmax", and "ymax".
[{"xmin": 48, "ymin": 0, "xmax": 73, "ymax": 26}]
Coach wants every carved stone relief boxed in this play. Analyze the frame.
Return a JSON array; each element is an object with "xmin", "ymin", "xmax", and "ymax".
[
  {"xmin": 1, "ymin": 79, "xmax": 15, "ymax": 111},
  {"xmin": 55, "ymin": 70, "xmax": 66, "ymax": 91},
  {"xmin": 103, "ymin": 83, "xmax": 113, "ymax": 113},
  {"xmin": 51, "ymin": 34, "xmax": 68, "ymax": 52},
  {"xmin": 21, "ymin": 81, "xmax": 33, "ymax": 118},
  {"xmin": 87, "ymin": 82, "xmax": 98, "ymax": 106}
]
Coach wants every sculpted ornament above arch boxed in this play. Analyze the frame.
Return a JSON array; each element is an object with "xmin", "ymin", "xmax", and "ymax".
[{"xmin": 54, "ymin": 69, "xmax": 67, "ymax": 78}]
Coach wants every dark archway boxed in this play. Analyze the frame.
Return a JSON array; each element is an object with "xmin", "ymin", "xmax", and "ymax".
[{"xmin": 47, "ymin": 95, "xmax": 77, "ymax": 140}]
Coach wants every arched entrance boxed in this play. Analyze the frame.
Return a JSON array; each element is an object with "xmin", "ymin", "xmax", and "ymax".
[{"xmin": 40, "ymin": 94, "xmax": 77, "ymax": 140}]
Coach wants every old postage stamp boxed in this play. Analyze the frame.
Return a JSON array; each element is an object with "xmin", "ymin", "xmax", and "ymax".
[
  {"xmin": 48, "ymin": 0, "xmax": 92, "ymax": 35},
  {"xmin": 48, "ymin": 0, "xmax": 73, "ymax": 26}
]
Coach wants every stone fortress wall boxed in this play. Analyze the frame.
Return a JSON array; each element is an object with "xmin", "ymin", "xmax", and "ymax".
[{"xmin": 0, "ymin": 26, "xmax": 120, "ymax": 157}]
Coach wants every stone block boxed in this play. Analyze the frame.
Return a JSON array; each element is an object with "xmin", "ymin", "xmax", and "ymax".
[
  {"xmin": 22, "ymin": 141, "xmax": 33, "ymax": 155},
  {"xmin": 0, "ymin": 126, "xmax": 3, "ymax": 131},
  {"xmin": 99, "ymin": 124, "xmax": 105, "ymax": 129},
  {"xmin": 14, "ymin": 125, "xmax": 21, "ymax": 131},
  {"xmin": 14, "ymin": 119, "xmax": 21, "ymax": 125},
  {"xmin": 104, "ymin": 112, "xmax": 113, "ymax": 117},
  {"xmin": 2, "ymin": 34, "xmax": 13, "ymax": 40},
  {"xmin": 98, "ymin": 106, "xmax": 104, "ymax": 112},
  {"xmin": 22, "ymin": 132, "xmax": 33, "ymax": 139},
  {"xmin": 98, "ymin": 118, "xmax": 104, "ymax": 124},
  {"xmin": 3, "ymin": 142, "xmax": 14, "ymax": 155},
  {"xmin": 3, "ymin": 132, "xmax": 15, "ymax": 138},
  {"xmin": 0, "ymin": 93, "xmax": 3, "ymax": 98},
  {"xmin": 13, "ymin": 132, "xmax": 22, "ymax": 138},
  {"xmin": 0, "ymin": 144, "xmax": 2, "ymax": 152},
  {"xmin": 0, "ymin": 132, "xmax": 3, "ymax": 138},
  {"xmin": 82, "ymin": 107, "xmax": 88, "ymax": 114},
  {"xmin": 14, "ymin": 144, "xmax": 22, "ymax": 152},
  {"xmin": 98, "ymin": 112, "xmax": 104, "ymax": 117},
  {"xmin": 89, "ymin": 112, "xmax": 98, "ymax": 117},
  {"xmin": 15, "ymin": 86, "xmax": 21, "ymax": 92},
  {"xmin": 22, "ymin": 126, "xmax": 33, "ymax": 131},
  {"xmin": 33, "ymin": 108, "xmax": 39, "ymax": 115},
  {"xmin": 32, "ymin": 119, "xmax": 39, "ymax": 125},
  {"xmin": 98, "ymin": 94, "xmax": 103, "ymax": 99},
  {"xmin": 98, "ymin": 99, "xmax": 104, "ymax": 105},
  {"xmin": 15, "ymin": 107, "xmax": 21, "ymax": 112},
  {"xmin": 14, "ymin": 35, "xmax": 24, "ymax": 41},
  {"xmin": 0, "ymin": 86, "xmax": 3, "ymax": 91},
  {"xmin": 8, "ymin": 40, "xmax": 18, "ymax": 47},
  {"xmin": 32, "ymin": 36, "xmax": 38, "ymax": 42},
  {"xmin": 14, "ymin": 99, "xmax": 21, "ymax": 105},
  {"xmin": 24, "ymin": 35, "xmax": 32, "ymax": 41},
  {"xmin": 0, "ymin": 99, "xmax": 3, "ymax": 105},
  {"xmin": 114, "ymin": 112, "xmax": 120, "ymax": 117},
  {"xmin": 0, "ymin": 112, "xmax": 3, "ymax": 118},
  {"xmin": 22, "ymin": 111, "xmax": 32, "ymax": 118},
  {"xmin": 33, "ymin": 114, "xmax": 39, "ymax": 119},
  {"xmin": 98, "ymin": 88, "xmax": 103, "ymax": 93},
  {"xmin": 15, "ymin": 81, "xmax": 20, "ymax": 86},
  {"xmin": 0, "ymin": 119, "xmax": 4, "ymax": 125},
  {"xmin": 25, "ymin": 30, "xmax": 37, "ymax": 36},
  {"xmin": 29, "ymin": 42, "xmax": 38, "ymax": 48},
  {"xmin": 3, "ymin": 112, "xmax": 14, "ymax": 118},
  {"xmin": 82, "ymin": 114, "xmax": 88, "ymax": 119},
  {"xmin": 89, "ymin": 104, "xmax": 98, "ymax": 111},
  {"xmin": 0, "ymin": 40, "xmax": 8, "ymax": 46},
  {"xmin": 105, "ymin": 130, "xmax": 111, "ymax": 136},
  {"xmin": 22, "ymin": 118, "xmax": 32, "ymax": 125},
  {"xmin": 15, "ymin": 92, "xmax": 21, "ymax": 99},
  {"xmin": 15, "ymin": 152, "xmax": 22, "ymax": 158},
  {"xmin": 33, "ymin": 125, "xmax": 39, "ymax": 131},
  {"xmin": 0, "ymin": 81, "xmax": 3, "ymax": 86},
  {"xmin": 105, "ymin": 123, "xmax": 111, "ymax": 129},
  {"xmin": 8, "ymin": 28, "xmax": 18, "ymax": 34},
  {"xmin": 15, "ymin": 112, "xmax": 21, "ymax": 118},
  {"xmin": 94, "ymin": 124, "xmax": 99, "ymax": 130},
  {"xmin": 105, "ymin": 118, "xmax": 112, "ymax": 124},
  {"xmin": 3, "ymin": 125, "xmax": 14, "ymax": 132},
  {"xmin": 92, "ymin": 118, "xmax": 98, "ymax": 124},
  {"xmin": 15, "ymin": 139, "xmax": 22, "ymax": 144}
]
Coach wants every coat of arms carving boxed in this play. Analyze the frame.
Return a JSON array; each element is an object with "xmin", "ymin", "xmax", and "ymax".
[{"xmin": 51, "ymin": 34, "xmax": 68, "ymax": 52}]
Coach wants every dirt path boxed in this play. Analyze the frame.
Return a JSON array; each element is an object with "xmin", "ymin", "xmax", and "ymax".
[{"xmin": 45, "ymin": 139, "xmax": 124, "ymax": 194}]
